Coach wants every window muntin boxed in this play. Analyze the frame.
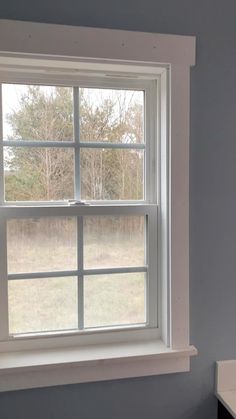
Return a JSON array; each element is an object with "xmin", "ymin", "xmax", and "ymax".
[
  {"xmin": 6, "ymin": 210, "xmax": 153, "ymax": 337},
  {"xmin": 2, "ymin": 82, "xmax": 147, "ymax": 203},
  {"xmin": 7, "ymin": 213, "xmax": 147, "ymax": 335},
  {"xmin": 0, "ymin": 74, "xmax": 158, "ymax": 342}
]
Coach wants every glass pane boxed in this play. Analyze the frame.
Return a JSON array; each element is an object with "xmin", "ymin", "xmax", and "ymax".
[
  {"xmin": 84, "ymin": 216, "xmax": 145, "ymax": 268},
  {"xmin": 84, "ymin": 273, "xmax": 146, "ymax": 328},
  {"xmin": 4, "ymin": 147, "xmax": 74, "ymax": 201},
  {"xmin": 2, "ymin": 84, "xmax": 74, "ymax": 142},
  {"xmin": 81, "ymin": 148, "xmax": 144, "ymax": 200},
  {"xmin": 8, "ymin": 277, "xmax": 78, "ymax": 334},
  {"xmin": 80, "ymin": 88, "xmax": 144, "ymax": 144},
  {"xmin": 7, "ymin": 217, "xmax": 77, "ymax": 274}
]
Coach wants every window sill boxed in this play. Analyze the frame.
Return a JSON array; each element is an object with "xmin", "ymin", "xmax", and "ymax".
[{"xmin": 0, "ymin": 340, "xmax": 197, "ymax": 392}]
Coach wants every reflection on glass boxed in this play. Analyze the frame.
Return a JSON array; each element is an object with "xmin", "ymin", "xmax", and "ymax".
[
  {"xmin": 81, "ymin": 148, "xmax": 144, "ymax": 200},
  {"xmin": 7, "ymin": 217, "xmax": 77, "ymax": 273},
  {"xmin": 4, "ymin": 147, "xmax": 75, "ymax": 201},
  {"xmin": 8, "ymin": 277, "xmax": 78, "ymax": 334},
  {"xmin": 80, "ymin": 88, "xmax": 144, "ymax": 144},
  {"xmin": 84, "ymin": 216, "xmax": 145, "ymax": 268},
  {"xmin": 84, "ymin": 273, "xmax": 146, "ymax": 328}
]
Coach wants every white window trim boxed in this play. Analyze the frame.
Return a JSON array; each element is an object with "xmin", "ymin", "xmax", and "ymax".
[
  {"xmin": 0, "ymin": 74, "xmax": 158, "ymax": 341},
  {"xmin": 0, "ymin": 19, "xmax": 197, "ymax": 392}
]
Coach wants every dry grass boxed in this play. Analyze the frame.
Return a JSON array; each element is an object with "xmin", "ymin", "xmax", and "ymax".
[
  {"xmin": 9, "ymin": 273, "xmax": 145, "ymax": 334},
  {"xmin": 8, "ymin": 234, "xmax": 146, "ymax": 334}
]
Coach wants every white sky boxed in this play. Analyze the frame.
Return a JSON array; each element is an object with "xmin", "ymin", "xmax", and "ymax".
[{"xmin": 2, "ymin": 84, "xmax": 45, "ymax": 137}]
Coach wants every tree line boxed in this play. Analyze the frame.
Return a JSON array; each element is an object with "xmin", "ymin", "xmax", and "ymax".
[{"xmin": 5, "ymin": 86, "xmax": 144, "ymax": 202}]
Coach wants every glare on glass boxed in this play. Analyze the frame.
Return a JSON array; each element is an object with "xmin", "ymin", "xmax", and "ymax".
[
  {"xmin": 2, "ymin": 84, "xmax": 74, "ymax": 142},
  {"xmin": 7, "ymin": 217, "xmax": 77, "ymax": 274},
  {"xmin": 8, "ymin": 277, "xmax": 78, "ymax": 334},
  {"xmin": 4, "ymin": 147, "xmax": 75, "ymax": 201},
  {"xmin": 79, "ymin": 88, "xmax": 144, "ymax": 144},
  {"xmin": 84, "ymin": 273, "xmax": 146, "ymax": 328},
  {"xmin": 84, "ymin": 216, "xmax": 146, "ymax": 269},
  {"xmin": 81, "ymin": 148, "xmax": 144, "ymax": 201}
]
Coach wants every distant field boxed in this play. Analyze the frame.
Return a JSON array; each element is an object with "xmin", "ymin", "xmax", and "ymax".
[
  {"xmin": 7, "ymin": 221, "xmax": 146, "ymax": 334},
  {"xmin": 8, "ymin": 272, "xmax": 146, "ymax": 334}
]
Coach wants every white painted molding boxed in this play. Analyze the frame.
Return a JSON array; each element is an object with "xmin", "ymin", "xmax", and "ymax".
[
  {"xmin": 0, "ymin": 20, "xmax": 197, "ymax": 388},
  {"xmin": 170, "ymin": 64, "xmax": 190, "ymax": 348},
  {"xmin": 0, "ymin": 20, "xmax": 195, "ymax": 67},
  {"xmin": 0, "ymin": 341, "xmax": 197, "ymax": 392}
]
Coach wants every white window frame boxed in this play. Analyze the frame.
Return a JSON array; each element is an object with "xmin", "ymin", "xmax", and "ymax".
[
  {"xmin": 1, "ymin": 75, "xmax": 156, "ymax": 206},
  {"xmin": 0, "ymin": 74, "xmax": 158, "ymax": 341},
  {"xmin": 0, "ymin": 19, "xmax": 197, "ymax": 392}
]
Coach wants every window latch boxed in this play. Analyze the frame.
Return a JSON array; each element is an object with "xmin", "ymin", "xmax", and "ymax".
[{"xmin": 67, "ymin": 200, "xmax": 90, "ymax": 206}]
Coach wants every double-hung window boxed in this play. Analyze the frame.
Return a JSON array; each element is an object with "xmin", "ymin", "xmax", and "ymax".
[
  {"xmin": 0, "ymin": 19, "xmax": 197, "ymax": 391},
  {"xmin": 0, "ymin": 75, "xmax": 158, "ymax": 342}
]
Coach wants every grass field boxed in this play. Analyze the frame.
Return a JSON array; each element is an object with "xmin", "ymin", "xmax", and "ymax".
[
  {"xmin": 7, "ymin": 217, "xmax": 146, "ymax": 334},
  {"xmin": 8, "ymin": 273, "xmax": 146, "ymax": 334}
]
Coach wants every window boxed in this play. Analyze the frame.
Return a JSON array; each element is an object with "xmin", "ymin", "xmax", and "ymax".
[
  {"xmin": 0, "ymin": 19, "xmax": 196, "ymax": 392},
  {"xmin": 0, "ymin": 77, "xmax": 157, "ymax": 339}
]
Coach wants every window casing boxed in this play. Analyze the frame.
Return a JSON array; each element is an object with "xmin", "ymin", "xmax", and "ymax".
[
  {"xmin": 0, "ymin": 72, "xmax": 159, "ymax": 348},
  {"xmin": 0, "ymin": 20, "xmax": 197, "ymax": 390}
]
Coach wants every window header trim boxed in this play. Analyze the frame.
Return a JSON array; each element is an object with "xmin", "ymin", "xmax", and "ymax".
[{"xmin": 0, "ymin": 19, "xmax": 196, "ymax": 67}]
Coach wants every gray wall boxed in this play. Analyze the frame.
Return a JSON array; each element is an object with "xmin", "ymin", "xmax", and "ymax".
[{"xmin": 0, "ymin": 1, "xmax": 236, "ymax": 418}]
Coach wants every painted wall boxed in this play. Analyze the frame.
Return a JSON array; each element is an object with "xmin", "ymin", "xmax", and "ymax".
[{"xmin": 0, "ymin": 0, "xmax": 236, "ymax": 418}]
